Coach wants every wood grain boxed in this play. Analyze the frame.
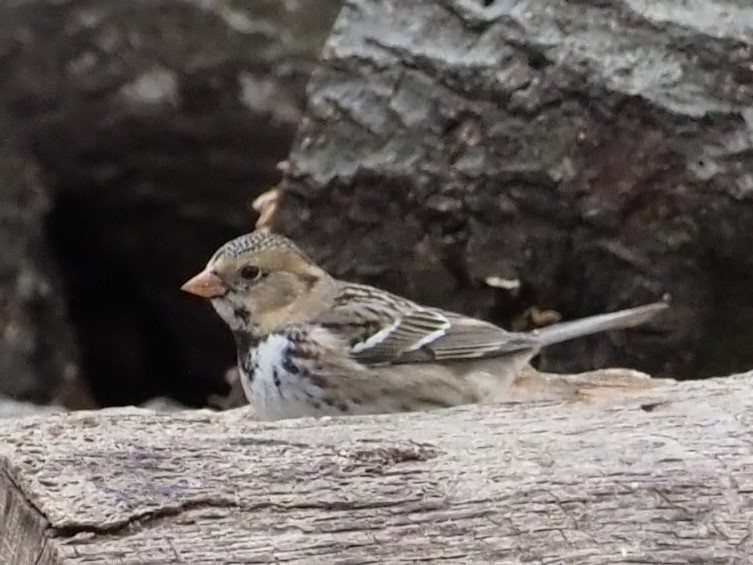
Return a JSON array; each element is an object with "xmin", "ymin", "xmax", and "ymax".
[{"xmin": 2, "ymin": 373, "xmax": 753, "ymax": 564}]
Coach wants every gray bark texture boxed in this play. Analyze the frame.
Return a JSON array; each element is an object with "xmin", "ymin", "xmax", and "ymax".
[
  {"xmin": 0, "ymin": 0, "xmax": 341, "ymax": 405},
  {"xmin": 1, "ymin": 373, "xmax": 752, "ymax": 564},
  {"xmin": 275, "ymin": 0, "xmax": 753, "ymax": 380}
]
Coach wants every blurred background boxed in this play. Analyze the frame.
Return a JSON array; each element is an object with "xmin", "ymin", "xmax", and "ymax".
[{"xmin": 1, "ymin": 0, "xmax": 752, "ymax": 414}]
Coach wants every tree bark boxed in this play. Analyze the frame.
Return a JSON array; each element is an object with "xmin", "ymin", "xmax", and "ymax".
[
  {"xmin": 275, "ymin": 0, "xmax": 753, "ymax": 380},
  {"xmin": 1, "ymin": 373, "xmax": 752, "ymax": 564}
]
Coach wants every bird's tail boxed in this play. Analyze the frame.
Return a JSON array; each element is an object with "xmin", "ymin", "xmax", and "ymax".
[{"xmin": 533, "ymin": 296, "xmax": 669, "ymax": 347}]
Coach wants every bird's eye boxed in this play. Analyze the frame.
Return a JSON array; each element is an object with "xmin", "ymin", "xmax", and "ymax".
[{"xmin": 239, "ymin": 265, "xmax": 262, "ymax": 281}]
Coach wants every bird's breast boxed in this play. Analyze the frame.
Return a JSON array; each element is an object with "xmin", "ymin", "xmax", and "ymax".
[{"xmin": 237, "ymin": 330, "xmax": 347, "ymax": 420}]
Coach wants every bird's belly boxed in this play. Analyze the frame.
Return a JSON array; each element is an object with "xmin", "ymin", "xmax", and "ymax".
[
  {"xmin": 242, "ymin": 366, "xmax": 332, "ymax": 420},
  {"xmin": 237, "ymin": 334, "xmax": 533, "ymax": 420}
]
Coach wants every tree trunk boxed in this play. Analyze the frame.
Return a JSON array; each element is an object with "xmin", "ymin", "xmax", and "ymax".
[{"xmin": 275, "ymin": 0, "xmax": 753, "ymax": 380}]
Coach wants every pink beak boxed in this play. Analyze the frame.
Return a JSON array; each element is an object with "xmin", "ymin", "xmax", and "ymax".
[{"xmin": 180, "ymin": 269, "xmax": 226, "ymax": 298}]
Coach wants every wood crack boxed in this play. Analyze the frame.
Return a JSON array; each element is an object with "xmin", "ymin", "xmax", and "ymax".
[{"xmin": 49, "ymin": 497, "xmax": 240, "ymax": 539}]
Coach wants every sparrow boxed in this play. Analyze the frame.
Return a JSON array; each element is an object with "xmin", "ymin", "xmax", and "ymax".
[{"xmin": 181, "ymin": 231, "xmax": 668, "ymax": 420}]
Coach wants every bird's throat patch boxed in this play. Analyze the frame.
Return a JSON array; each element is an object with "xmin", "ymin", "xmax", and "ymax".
[{"xmin": 233, "ymin": 306, "xmax": 251, "ymax": 325}]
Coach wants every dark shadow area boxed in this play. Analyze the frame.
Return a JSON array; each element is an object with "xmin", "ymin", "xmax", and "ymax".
[
  {"xmin": 45, "ymin": 190, "xmax": 236, "ymax": 407},
  {"xmin": 36, "ymin": 110, "xmax": 293, "ymax": 407}
]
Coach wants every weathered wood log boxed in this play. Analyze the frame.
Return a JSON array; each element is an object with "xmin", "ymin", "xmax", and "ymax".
[
  {"xmin": 2, "ymin": 373, "xmax": 752, "ymax": 564},
  {"xmin": 274, "ymin": 0, "xmax": 753, "ymax": 380}
]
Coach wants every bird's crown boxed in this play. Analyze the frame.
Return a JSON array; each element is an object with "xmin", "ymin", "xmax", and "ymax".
[{"xmin": 210, "ymin": 231, "xmax": 301, "ymax": 261}]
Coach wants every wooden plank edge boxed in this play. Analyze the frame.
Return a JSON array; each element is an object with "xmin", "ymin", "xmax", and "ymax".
[{"xmin": 0, "ymin": 457, "xmax": 53, "ymax": 565}]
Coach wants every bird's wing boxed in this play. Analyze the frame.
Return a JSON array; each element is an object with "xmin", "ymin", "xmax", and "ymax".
[{"xmin": 319, "ymin": 283, "xmax": 539, "ymax": 365}]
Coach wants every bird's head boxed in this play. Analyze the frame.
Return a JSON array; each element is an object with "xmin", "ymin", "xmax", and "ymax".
[{"xmin": 181, "ymin": 232, "xmax": 335, "ymax": 335}]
